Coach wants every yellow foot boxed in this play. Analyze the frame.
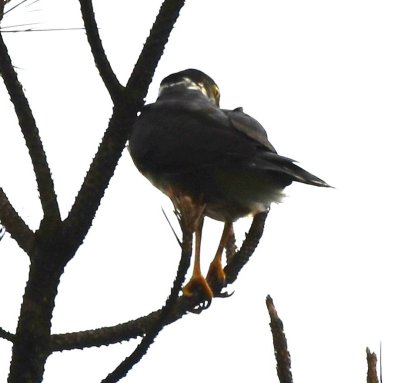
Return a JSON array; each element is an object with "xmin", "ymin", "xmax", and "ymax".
[
  {"xmin": 182, "ymin": 274, "xmax": 213, "ymax": 301},
  {"xmin": 206, "ymin": 258, "xmax": 227, "ymax": 296}
]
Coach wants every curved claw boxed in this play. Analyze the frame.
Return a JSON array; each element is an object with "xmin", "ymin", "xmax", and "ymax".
[
  {"xmin": 188, "ymin": 298, "xmax": 212, "ymax": 314},
  {"xmin": 213, "ymin": 289, "xmax": 235, "ymax": 298},
  {"xmin": 182, "ymin": 274, "xmax": 213, "ymax": 301}
]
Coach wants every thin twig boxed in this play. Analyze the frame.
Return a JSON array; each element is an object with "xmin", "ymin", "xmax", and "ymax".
[
  {"xmin": 0, "ymin": 188, "xmax": 34, "ymax": 254},
  {"xmin": 1, "ymin": 27, "xmax": 84, "ymax": 33},
  {"xmin": 161, "ymin": 207, "xmax": 182, "ymax": 246},
  {"xmin": 0, "ymin": 22, "xmax": 38, "ymax": 29},
  {"xmin": 0, "ymin": 33, "xmax": 61, "ymax": 225},
  {"xmin": 266, "ymin": 295, "xmax": 293, "ymax": 383},
  {"xmin": 380, "ymin": 342, "xmax": 382, "ymax": 383},
  {"xmin": 2, "ymin": 0, "xmax": 29, "ymax": 17},
  {"xmin": 79, "ymin": 0, "xmax": 123, "ymax": 102},
  {"xmin": 0, "ymin": 326, "xmax": 14, "ymax": 342}
]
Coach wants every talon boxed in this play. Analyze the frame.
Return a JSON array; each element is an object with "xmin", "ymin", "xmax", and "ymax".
[
  {"xmin": 213, "ymin": 289, "xmax": 235, "ymax": 298},
  {"xmin": 189, "ymin": 299, "xmax": 212, "ymax": 314},
  {"xmin": 182, "ymin": 274, "xmax": 213, "ymax": 301}
]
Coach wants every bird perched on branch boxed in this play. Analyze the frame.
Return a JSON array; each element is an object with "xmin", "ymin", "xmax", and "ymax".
[{"xmin": 129, "ymin": 68, "xmax": 330, "ymax": 302}]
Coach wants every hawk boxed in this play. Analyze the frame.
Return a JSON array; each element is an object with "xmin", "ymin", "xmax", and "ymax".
[{"xmin": 129, "ymin": 69, "xmax": 330, "ymax": 301}]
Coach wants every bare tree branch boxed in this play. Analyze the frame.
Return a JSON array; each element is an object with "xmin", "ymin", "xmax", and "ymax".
[
  {"xmin": 224, "ymin": 210, "xmax": 269, "ymax": 285},
  {"xmin": 366, "ymin": 348, "xmax": 379, "ymax": 383},
  {"xmin": 125, "ymin": 0, "xmax": 185, "ymax": 98},
  {"xmin": 0, "ymin": 326, "xmax": 14, "ymax": 342},
  {"xmin": 79, "ymin": 0, "xmax": 123, "ymax": 102},
  {"xmin": 102, "ymin": 199, "xmax": 195, "ymax": 383},
  {"xmin": 0, "ymin": 188, "xmax": 34, "ymax": 254},
  {"xmin": 50, "ymin": 297, "xmax": 191, "ymax": 351},
  {"xmin": 64, "ymin": 0, "xmax": 186, "ymax": 257},
  {"xmin": 4, "ymin": 1, "xmax": 186, "ymax": 380},
  {"xmin": 0, "ymin": 32, "xmax": 61, "ymax": 225},
  {"xmin": 50, "ymin": 212, "xmax": 267, "ymax": 352},
  {"xmin": 0, "ymin": 2, "xmax": 5, "ymax": 22},
  {"xmin": 8, "ymin": 255, "xmax": 68, "ymax": 383},
  {"xmin": 266, "ymin": 295, "xmax": 293, "ymax": 383}
]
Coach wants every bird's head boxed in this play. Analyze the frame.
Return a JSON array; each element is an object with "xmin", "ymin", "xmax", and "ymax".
[{"xmin": 158, "ymin": 69, "xmax": 220, "ymax": 106}]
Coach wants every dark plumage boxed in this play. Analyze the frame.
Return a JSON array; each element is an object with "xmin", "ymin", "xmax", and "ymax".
[
  {"xmin": 130, "ymin": 68, "xmax": 329, "ymax": 222},
  {"xmin": 129, "ymin": 68, "xmax": 330, "ymax": 300}
]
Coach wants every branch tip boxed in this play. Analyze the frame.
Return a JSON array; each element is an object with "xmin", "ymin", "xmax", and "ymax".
[{"xmin": 266, "ymin": 296, "xmax": 293, "ymax": 383}]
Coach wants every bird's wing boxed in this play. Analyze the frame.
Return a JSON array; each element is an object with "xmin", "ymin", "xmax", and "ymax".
[
  {"xmin": 130, "ymin": 100, "xmax": 330, "ymax": 188},
  {"xmin": 224, "ymin": 107, "xmax": 330, "ymax": 187},
  {"xmin": 130, "ymin": 101, "xmax": 262, "ymax": 175},
  {"xmin": 224, "ymin": 107, "xmax": 277, "ymax": 153}
]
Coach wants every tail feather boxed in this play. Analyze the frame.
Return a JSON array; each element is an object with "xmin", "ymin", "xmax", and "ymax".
[
  {"xmin": 283, "ymin": 162, "xmax": 331, "ymax": 187},
  {"xmin": 254, "ymin": 152, "xmax": 331, "ymax": 188}
]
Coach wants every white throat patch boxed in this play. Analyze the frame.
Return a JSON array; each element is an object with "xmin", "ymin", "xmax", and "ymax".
[{"xmin": 159, "ymin": 77, "xmax": 208, "ymax": 98}]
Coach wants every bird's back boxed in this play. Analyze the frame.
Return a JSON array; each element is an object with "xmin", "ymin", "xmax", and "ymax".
[{"xmin": 129, "ymin": 94, "xmax": 329, "ymax": 221}]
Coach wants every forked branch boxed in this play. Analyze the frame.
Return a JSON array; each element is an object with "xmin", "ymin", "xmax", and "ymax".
[
  {"xmin": 50, "ymin": 212, "xmax": 268, "ymax": 352},
  {"xmin": 102, "ymin": 197, "xmax": 196, "ymax": 383},
  {"xmin": 0, "ymin": 32, "xmax": 60, "ymax": 225},
  {"xmin": 0, "ymin": 188, "xmax": 34, "ymax": 254},
  {"xmin": 64, "ymin": 0, "xmax": 186, "ymax": 256}
]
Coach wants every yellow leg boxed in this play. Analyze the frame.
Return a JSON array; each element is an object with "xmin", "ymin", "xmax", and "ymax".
[
  {"xmin": 193, "ymin": 216, "xmax": 204, "ymax": 277},
  {"xmin": 182, "ymin": 215, "xmax": 213, "ymax": 300},
  {"xmin": 206, "ymin": 221, "xmax": 233, "ymax": 292}
]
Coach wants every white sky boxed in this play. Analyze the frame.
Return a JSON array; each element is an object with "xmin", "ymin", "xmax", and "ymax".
[{"xmin": 1, "ymin": 0, "xmax": 400, "ymax": 382}]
